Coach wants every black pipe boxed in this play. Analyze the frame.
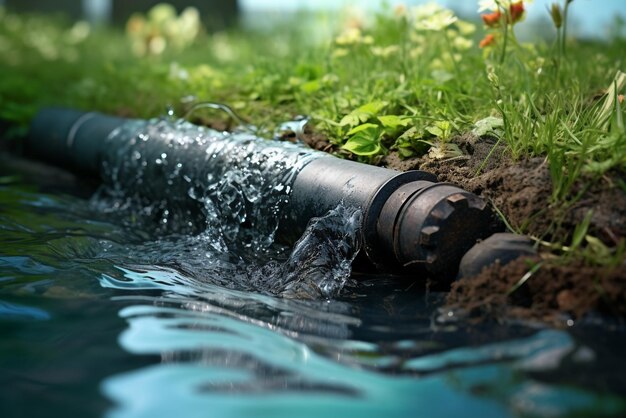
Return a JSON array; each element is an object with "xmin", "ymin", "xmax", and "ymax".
[
  {"xmin": 26, "ymin": 108, "xmax": 517, "ymax": 281},
  {"xmin": 27, "ymin": 109, "xmax": 124, "ymax": 174}
]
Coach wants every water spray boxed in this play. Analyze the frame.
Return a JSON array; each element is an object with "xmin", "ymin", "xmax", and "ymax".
[{"xmin": 26, "ymin": 107, "xmax": 535, "ymax": 283}]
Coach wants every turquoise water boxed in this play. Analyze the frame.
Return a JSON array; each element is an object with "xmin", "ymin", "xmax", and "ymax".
[{"xmin": 2, "ymin": 173, "xmax": 626, "ymax": 418}]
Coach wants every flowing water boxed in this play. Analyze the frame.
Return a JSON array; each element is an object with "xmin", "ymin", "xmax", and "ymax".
[{"xmin": 1, "ymin": 119, "xmax": 626, "ymax": 417}]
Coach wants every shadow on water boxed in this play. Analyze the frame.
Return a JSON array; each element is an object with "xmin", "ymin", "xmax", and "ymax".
[{"xmin": 1, "ymin": 117, "xmax": 626, "ymax": 417}]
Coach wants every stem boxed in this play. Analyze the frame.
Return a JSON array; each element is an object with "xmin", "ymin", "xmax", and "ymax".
[
  {"xmin": 400, "ymin": 15, "xmax": 409, "ymax": 79},
  {"xmin": 499, "ymin": 15, "xmax": 509, "ymax": 65},
  {"xmin": 555, "ymin": 27, "xmax": 562, "ymax": 87},
  {"xmin": 443, "ymin": 30, "xmax": 461, "ymax": 78},
  {"xmin": 562, "ymin": 0, "xmax": 570, "ymax": 58}
]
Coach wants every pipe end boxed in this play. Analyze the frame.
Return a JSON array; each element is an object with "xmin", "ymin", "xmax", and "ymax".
[{"xmin": 377, "ymin": 182, "xmax": 502, "ymax": 281}]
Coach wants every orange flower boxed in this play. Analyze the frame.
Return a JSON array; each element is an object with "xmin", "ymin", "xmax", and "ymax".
[
  {"xmin": 509, "ymin": 2, "xmax": 525, "ymax": 23},
  {"xmin": 481, "ymin": 10, "xmax": 502, "ymax": 27},
  {"xmin": 479, "ymin": 34, "xmax": 496, "ymax": 48},
  {"xmin": 619, "ymin": 94, "xmax": 625, "ymax": 104}
]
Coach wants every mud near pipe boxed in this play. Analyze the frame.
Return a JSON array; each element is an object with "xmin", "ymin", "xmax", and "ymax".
[{"xmin": 90, "ymin": 116, "xmax": 361, "ymax": 298}]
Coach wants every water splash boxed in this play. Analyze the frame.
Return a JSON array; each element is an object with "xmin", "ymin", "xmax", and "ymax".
[
  {"xmin": 254, "ymin": 205, "xmax": 362, "ymax": 299},
  {"xmin": 91, "ymin": 117, "xmax": 360, "ymax": 298}
]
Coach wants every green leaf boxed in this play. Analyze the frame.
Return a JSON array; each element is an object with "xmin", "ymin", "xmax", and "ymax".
[
  {"xmin": 358, "ymin": 100, "xmax": 387, "ymax": 114},
  {"xmin": 300, "ymin": 79, "xmax": 321, "ymax": 93},
  {"xmin": 426, "ymin": 125, "xmax": 444, "ymax": 138},
  {"xmin": 393, "ymin": 127, "xmax": 430, "ymax": 158},
  {"xmin": 583, "ymin": 158, "xmax": 615, "ymax": 174},
  {"xmin": 347, "ymin": 122, "xmax": 379, "ymax": 136},
  {"xmin": 340, "ymin": 100, "xmax": 387, "ymax": 127},
  {"xmin": 472, "ymin": 116, "xmax": 504, "ymax": 137},
  {"xmin": 426, "ymin": 120, "xmax": 452, "ymax": 140},
  {"xmin": 378, "ymin": 115, "xmax": 411, "ymax": 130},
  {"xmin": 343, "ymin": 136, "xmax": 381, "ymax": 156},
  {"xmin": 339, "ymin": 113, "xmax": 360, "ymax": 127},
  {"xmin": 571, "ymin": 210, "xmax": 593, "ymax": 250},
  {"xmin": 342, "ymin": 125, "xmax": 382, "ymax": 156},
  {"xmin": 585, "ymin": 235, "xmax": 612, "ymax": 260},
  {"xmin": 397, "ymin": 147, "xmax": 415, "ymax": 158},
  {"xmin": 396, "ymin": 126, "xmax": 423, "ymax": 142}
]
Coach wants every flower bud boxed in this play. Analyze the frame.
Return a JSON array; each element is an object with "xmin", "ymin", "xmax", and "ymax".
[
  {"xmin": 509, "ymin": 2, "xmax": 525, "ymax": 24},
  {"xmin": 479, "ymin": 33, "xmax": 496, "ymax": 48},
  {"xmin": 550, "ymin": 3, "xmax": 563, "ymax": 28}
]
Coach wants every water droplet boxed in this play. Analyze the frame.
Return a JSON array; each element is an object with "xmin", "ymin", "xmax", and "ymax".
[{"xmin": 97, "ymin": 115, "xmax": 346, "ymax": 296}]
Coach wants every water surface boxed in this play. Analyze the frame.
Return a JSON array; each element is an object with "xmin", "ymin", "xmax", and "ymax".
[{"xmin": 1, "ymin": 150, "xmax": 625, "ymax": 417}]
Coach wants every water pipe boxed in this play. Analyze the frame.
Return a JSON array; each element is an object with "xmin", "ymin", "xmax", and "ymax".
[{"xmin": 26, "ymin": 108, "xmax": 535, "ymax": 282}]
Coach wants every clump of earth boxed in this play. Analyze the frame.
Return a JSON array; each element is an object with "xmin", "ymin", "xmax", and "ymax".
[{"xmin": 303, "ymin": 130, "xmax": 626, "ymax": 324}]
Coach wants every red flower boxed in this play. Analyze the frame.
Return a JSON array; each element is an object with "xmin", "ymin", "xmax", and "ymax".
[
  {"xmin": 479, "ymin": 34, "xmax": 496, "ymax": 48},
  {"xmin": 509, "ymin": 2, "xmax": 525, "ymax": 23},
  {"xmin": 481, "ymin": 10, "xmax": 502, "ymax": 27}
]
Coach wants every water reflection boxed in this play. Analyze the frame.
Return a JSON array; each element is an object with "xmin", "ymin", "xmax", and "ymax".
[
  {"xmin": 100, "ymin": 266, "xmax": 625, "ymax": 418},
  {"xmin": 0, "ymin": 299, "xmax": 51, "ymax": 320}
]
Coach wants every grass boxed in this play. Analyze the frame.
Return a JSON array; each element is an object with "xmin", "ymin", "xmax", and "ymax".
[{"xmin": 0, "ymin": 2, "xmax": 625, "ymax": 264}]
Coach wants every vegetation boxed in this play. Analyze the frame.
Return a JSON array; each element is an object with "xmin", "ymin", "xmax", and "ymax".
[{"xmin": 1, "ymin": 1, "xmax": 625, "ymax": 266}]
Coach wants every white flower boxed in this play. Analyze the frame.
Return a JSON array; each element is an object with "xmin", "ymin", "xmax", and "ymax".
[
  {"xmin": 453, "ymin": 36, "xmax": 473, "ymax": 50},
  {"xmin": 335, "ymin": 27, "xmax": 363, "ymax": 45},
  {"xmin": 413, "ymin": 3, "xmax": 445, "ymax": 20},
  {"xmin": 478, "ymin": 0, "xmax": 500, "ymax": 13},
  {"xmin": 456, "ymin": 20, "xmax": 476, "ymax": 36},
  {"xmin": 371, "ymin": 45, "xmax": 400, "ymax": 57},
  {"xmin": 414, "ymin": 4, "xmax": 458, "ymax": 31},
  {"xmin": 478, "ymin": 0, "xmax": 533, "ymax": 12}
]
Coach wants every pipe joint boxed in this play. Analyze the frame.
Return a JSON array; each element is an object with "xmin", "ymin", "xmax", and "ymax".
[{"xmin": 374, "ymin": 181, "xmax": 499, "ymax": 279}]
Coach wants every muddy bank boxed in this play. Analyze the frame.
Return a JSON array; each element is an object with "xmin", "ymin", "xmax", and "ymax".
[
  {"xmin": 446, "ymin": 257, "xmax": 626, "ymax": 325},
  {"xmin": 386, "ymin": 135, "xmax": 626, "ymax": 323},
  {"xmin": 301, "ymin": 130, "xmax": 626, "ymax": 323},
  {"xmin": 381, "ymin": 134, "xmax": 626, "ymax": 245}
]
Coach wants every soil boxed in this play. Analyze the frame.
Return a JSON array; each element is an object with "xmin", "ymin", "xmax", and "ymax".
[
  {"xmin": 446, "ymin": 256, "xmax": 626, "ymax": 326},
  {"xmin": 302, "ymin": 131, "xmax": 626, "ymax": 324}
]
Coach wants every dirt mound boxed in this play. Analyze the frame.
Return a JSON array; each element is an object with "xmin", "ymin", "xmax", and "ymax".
[
  {"xmin": 383, "ymin": 134, "xmax": 626, "ymax": 245},
  {"xmin": 446, "ymin": 257, "xmax": 626, "ymax": 325},
  {"xmin": 380, "ymin": 134, "xmax": 626, "ymax": 322}
]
